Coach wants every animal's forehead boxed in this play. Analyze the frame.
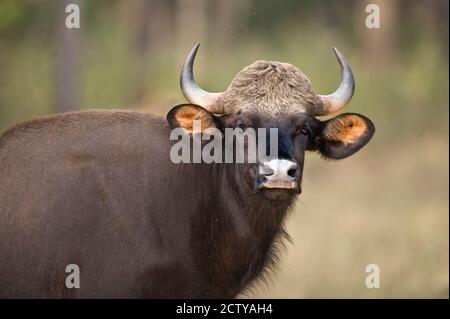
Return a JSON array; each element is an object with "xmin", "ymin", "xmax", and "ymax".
[
  {"xmin": 235, "ymin": 109, "xmax": 312, "ymax": 126},
  {"xmin": 222, "ymin": 60, "xmax": 322, "ymax": 116}
]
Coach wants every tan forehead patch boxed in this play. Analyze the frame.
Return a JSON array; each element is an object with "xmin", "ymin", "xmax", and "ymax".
[
  {"xmin": 222, "ymin": 60, "xmax": 322, "ymax": 116},
  {"xmin": 323, "ymin": 114, "xmax": 367, "ymax": 144}
]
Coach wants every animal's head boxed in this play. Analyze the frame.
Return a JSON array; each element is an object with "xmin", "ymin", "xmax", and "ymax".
[{"xmin": 168, "ymin": 43, "xmax": 374, "ymax": 201}]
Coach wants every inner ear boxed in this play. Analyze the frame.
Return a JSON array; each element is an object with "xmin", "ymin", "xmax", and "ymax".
[
  {"xmin": 318, "ymin": 113, "xmax": 375, "ymax": 159},
  {"xmin": 322, "ymin": 113, "xmax": 370, "ymax": 143},
  {"xmin": 167, "ymin": 104, "xmax": 219, "ymax": 133}
]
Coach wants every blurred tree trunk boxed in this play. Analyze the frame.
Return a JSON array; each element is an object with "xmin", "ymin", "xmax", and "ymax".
[
  {"xmin": 209, "ymin": 0, "xmax": 250, "ymax": 50},
  {"xmin": 122, "ymin": 0, "xmax": 151, "ymax": 103},
  {"xmin": 175, "ymin": 0, "xmax": 207, "ymax": 59},
  {"xmin": 121, "ymin": 0, "xmax": 176, "ymax": 104},
  {"xmin": 55, "ymin": 0, "xmax": 83, "ymax": 113},
  {"xmin": 211, "ymin": 0, "xmax": 234, "ymax": 49},
  {"xmin": 359, "ymin": 0, "xmax": 397, "ymax": 66}
]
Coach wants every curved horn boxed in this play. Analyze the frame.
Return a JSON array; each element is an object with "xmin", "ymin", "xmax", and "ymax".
[
  {"xmin": 180, "ymin": 43, "xmax": 224, "ymax": 113},
  {"xmin": 316, "ymin": 47, "xmax": 355, "ymax": 116}
]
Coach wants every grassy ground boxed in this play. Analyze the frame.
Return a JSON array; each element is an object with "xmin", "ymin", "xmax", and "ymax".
[{"xmin": 244, "ymin": 134, "xmax": 449, "ymax": 298}]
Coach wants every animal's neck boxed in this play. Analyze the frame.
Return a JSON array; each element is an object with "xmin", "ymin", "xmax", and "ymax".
[{"xmin": 203, "ymin": 164, "xmax": 294, "ymax": 297}]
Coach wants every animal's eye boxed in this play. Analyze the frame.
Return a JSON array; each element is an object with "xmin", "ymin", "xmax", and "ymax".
[
  {"xmin": 296, "ymin": 125, "xmax": 309, "ymax": 136},
  {"xmin": 236, "ymin": 121, "xmax": 246, "ymax": 130},
  {"xmin": 296, "ymin": 122, "xmax": 315, "ymax": 145},
  {"xmin": 304, "ymin": 122, "xmax": 316, "ymax": 145}
]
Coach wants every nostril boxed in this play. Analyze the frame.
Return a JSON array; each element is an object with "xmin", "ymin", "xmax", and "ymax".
[
  {"xmin": 287, "ymin": 168, "xmax": 297, "ymax": 178},
  {"xmin": 260, "ymin": 166, "xmax": 274, "ymax": 177}
]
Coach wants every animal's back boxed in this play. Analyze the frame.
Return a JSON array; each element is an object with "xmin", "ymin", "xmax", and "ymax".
[{"xmin": 0, "ymin": 110, "xmax": 197, "ymax": 298}]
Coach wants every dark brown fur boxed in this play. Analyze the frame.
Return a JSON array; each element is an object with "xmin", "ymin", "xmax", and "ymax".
[
  {"xmin": 0, "ymin": 57, "xmax": 375, "ymax": 298},
  {"xmin": 0, "ymin": 110, "xmax": 295, "ymax": 298}
]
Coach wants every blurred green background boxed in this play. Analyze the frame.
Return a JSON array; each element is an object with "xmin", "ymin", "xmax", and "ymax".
[{"xmin": 0, "ymin": 0, "xmax": 448, "ymax": 298}]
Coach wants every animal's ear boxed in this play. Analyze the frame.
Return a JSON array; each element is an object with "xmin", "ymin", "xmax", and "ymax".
[
  {"xmin": 317, "ymin": 113, "xmax": 375, "ymax": 159},
  {"xmin": 167, "ymin": 104, "xmax": 219, "ymax": 133}
]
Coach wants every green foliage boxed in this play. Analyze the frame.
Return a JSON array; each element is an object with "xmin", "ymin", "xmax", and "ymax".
[{"xmin": 0, "ymin": 1, "xmax": 26, "ymax": 33}]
